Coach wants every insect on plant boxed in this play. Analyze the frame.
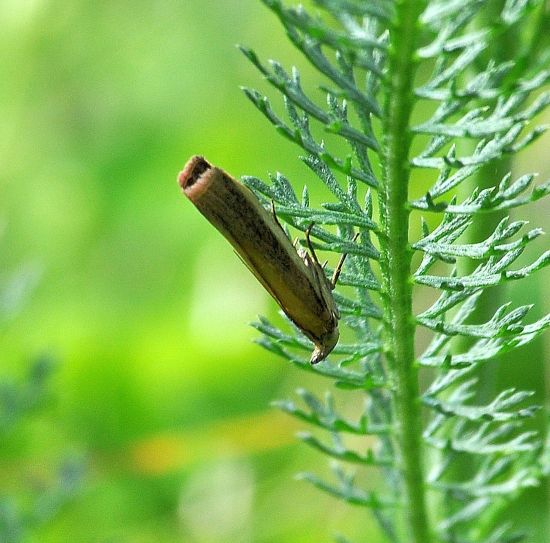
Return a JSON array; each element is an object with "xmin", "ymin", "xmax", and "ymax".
[
  {"xmin": 178, "ymin": 155, "xmax": 358, "ymax": 363},
  {"xmin": 180, "ymin": 1, "xmax": 550, "ymax": 541}
]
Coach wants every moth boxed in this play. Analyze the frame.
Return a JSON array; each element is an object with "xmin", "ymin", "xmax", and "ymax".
[{"xmin": 178, "ymin": 155, "xmax": 354, "ymax": 363}]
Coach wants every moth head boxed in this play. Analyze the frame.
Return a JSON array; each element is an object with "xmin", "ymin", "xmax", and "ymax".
[{"xmin": 310, "ymin": 325, "xmax": 339, "ymax": 364}]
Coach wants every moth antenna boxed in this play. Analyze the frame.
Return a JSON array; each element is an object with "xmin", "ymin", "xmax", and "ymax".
[
  {"xmin": 270, "ymin": 200, "xmax": 285, "ymax": 231},
  {"xmin": 322, "ymin": 260, "xmax": 328, "ymax": 269},
  {"xmin": 330, "ymin": 232, "xmax": 360, "ymax": 289},
  {"xmin": 305, "ymin": 223, "xmax": 322, "ymax": 266}
]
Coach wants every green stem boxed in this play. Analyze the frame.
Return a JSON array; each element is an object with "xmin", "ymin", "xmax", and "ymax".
[{"xmin": 378, "ymin": 2, "xmax": 431, "ymax": 542}]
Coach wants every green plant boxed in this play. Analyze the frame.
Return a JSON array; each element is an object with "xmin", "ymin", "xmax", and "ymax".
[{"xmin": 239, "ymin": 1, "xmax": 550, "ymax": 542}]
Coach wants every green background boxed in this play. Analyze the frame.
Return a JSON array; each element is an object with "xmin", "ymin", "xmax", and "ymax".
[{"xmin": 1, "ymin": 1, "xmax": 549, "ymax": 541}]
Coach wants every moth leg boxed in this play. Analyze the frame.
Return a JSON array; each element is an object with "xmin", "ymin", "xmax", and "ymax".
[
  {"xmin": 305, "ymin": 223, "xmax": 322, "ymax": 267},
  {"xmin": 270, "ymin": 200, "xmax": 285, "ymax": 232},
  {"xmin": 330, "ymin": 231, "xmax": 360, "ymax": 289}
]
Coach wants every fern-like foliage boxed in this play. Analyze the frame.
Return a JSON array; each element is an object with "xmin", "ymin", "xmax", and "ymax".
[{"xmin": 241, "ymin": 1, "xmax": 550, "ymax": 542}]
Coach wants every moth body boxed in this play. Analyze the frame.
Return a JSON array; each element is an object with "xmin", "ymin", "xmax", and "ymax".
[{"xmin": 178, "ymin": 155, "xmax": 344, "ymax": 363}]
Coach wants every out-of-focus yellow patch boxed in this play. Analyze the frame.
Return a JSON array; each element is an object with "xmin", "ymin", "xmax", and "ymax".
[{"xmin": 130, "ymin": 409, "xmax": 299, "ymax": 475}]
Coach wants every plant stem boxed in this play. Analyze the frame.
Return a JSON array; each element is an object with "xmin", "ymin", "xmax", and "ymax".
[{"xmin": 378, "ymin": 2, "xmax": 431, "ymax": 542}]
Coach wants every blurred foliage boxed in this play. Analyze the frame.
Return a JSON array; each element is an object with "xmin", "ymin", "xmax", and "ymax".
[
  {"xmin": 0, "ymin": 250, "xmax": 84, "ymax": 538},
  {"xmin": 0, "ymin": 1, "xmax": 548, "ymax": 542}
]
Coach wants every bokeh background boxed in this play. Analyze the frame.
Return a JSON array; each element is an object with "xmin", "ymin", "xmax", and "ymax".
[{"xmin": 1, "ymin": 1, "xmax": 549, "ymax": 542}]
